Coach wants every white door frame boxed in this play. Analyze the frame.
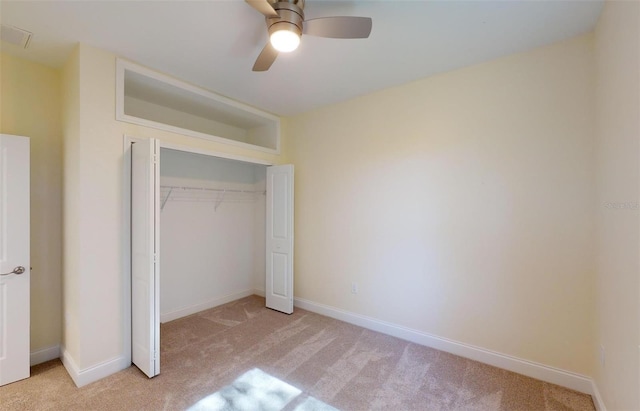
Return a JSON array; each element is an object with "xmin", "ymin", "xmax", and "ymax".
[{"xmin": 122, "ymin": 135, "xmax": 275, "ymax": 365}]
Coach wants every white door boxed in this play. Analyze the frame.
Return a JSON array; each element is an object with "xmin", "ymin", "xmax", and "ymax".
[
  {"xmin": 130, "ymin": 138, "xmax": 160, "ymax": 378},
  {"xmin": 0, "ymin": 135, "xmax": 30, "ymax": 386},
  {"xmin": 266, "ymin": 165, "xmax": 294, "ymax": 314}
]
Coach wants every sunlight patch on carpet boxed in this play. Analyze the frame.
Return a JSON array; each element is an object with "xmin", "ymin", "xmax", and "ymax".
[
  {"xmin": 187, "ymin": 368, "xmax": 337, "ymax": 411},
  {"xmin": 293, "ymin": 396, "xmax": 339, "ymax": 411}
]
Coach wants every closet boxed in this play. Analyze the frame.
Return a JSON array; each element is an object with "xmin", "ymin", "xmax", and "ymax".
[
  {"xmin": 159, "ymin": 148, "xmax": 267, "ymax": 323},
  {"xmin": 129, "ymin": 137, "xmax": 293, "ymax": 379}
]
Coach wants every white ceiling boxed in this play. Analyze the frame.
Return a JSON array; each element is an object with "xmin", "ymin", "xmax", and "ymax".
[{"xmin": 1, "ymin": 0, "xmax": 603, "ymax": 116}]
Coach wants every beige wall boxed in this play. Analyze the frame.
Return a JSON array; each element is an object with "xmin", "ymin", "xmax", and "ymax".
[
  {"xmin": 593, "ymin": 0, "xmax": 640, "ymax": 409},
  {"xmin": 61, "ymin": 43, "xmax": 285, "ymax": 373},
  {"xmin": 0, "ymin": 53, "xmax": 63, "ymax": 354},
  {"xmin": 286, "ymin": 34, "xmax": 596, "ymax": 375}
]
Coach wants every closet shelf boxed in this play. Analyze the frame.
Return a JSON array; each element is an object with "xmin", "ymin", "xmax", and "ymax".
[{"xmin": 159, "ymin": 185, "xmax": 265, "ymax": 211}]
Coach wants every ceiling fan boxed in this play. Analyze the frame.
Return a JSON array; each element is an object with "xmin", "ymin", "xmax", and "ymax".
[{"xmin": 245, "ymin": 0, "xmax": 372, "ymax": 71}]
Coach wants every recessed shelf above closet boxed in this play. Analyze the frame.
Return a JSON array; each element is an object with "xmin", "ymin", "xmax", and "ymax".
[{"xmin": 116, "ymin": 59, "xmax": 281, "ymax": 153}]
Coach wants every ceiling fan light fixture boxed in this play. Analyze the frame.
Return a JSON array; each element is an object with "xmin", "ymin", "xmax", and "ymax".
[
  {"xmin": 269, "ymin": 22, "xmax": 301, "ymax": 53},
  {"xmin": 247, "ymin": 0, "xmax": 372, "ymax": 71}
]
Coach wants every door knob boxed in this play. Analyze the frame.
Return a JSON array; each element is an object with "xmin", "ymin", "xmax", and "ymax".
[{"xmin": 0, "ymin": 266, "xmax": 25, "ymax": 276}]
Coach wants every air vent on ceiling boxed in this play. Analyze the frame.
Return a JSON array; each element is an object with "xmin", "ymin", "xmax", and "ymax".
[{"xmin": 1, "ymin": 24, "xmax": 32, "ymax": 49}]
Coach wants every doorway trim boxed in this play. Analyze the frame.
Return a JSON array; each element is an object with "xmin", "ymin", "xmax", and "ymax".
[{"xmin": 159, "ymin": 141, "xmax": 274, "ymax": 166}]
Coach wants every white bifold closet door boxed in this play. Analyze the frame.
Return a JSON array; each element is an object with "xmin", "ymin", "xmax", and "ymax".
[
  {"xmin": 130, "ymin": 137, "xmax": 294, "ymax": 378},
  {"xmin": 131, "ymin": 138, "xmax": 160, "ymax": 378},
  {"xmin": 266, "ymin": 165, "xmax": 294, "ymax": 314}
]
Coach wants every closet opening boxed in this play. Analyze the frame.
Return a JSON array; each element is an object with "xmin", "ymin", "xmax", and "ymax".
[
  {"xmin": 158, "ymin": 148, "xmax": 268, "ymax": 323},
  {"xmin": 125, "ymin": 136, "xmax": 294, "ymax": 379}
]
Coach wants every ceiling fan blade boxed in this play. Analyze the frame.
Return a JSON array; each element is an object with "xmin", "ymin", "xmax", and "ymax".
[
  {"xmin": 303, "ymin": 16, "xmax": 372, "ymax": 39},
  {"xmin": 245, "ymin": 0, "xmax": 279, "ymax": 18},
  {"xmin": 253, "ymin": 42, "xmax": 279, "ymax": 71}
]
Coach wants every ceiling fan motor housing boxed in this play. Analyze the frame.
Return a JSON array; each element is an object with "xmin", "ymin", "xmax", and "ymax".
[{"xmin": 267, "ymin": 1, "xmax": 305, "ymax": 38}]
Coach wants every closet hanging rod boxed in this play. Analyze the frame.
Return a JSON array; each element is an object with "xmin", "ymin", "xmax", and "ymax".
[{"xmin": 160, "ymin": 185, "xmax": 265, "ymax": 195}]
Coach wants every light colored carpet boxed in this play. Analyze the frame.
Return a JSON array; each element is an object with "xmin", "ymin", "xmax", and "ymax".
[{"xmin": 0, "ymin": 295, "xmax": 595, "ymax": 410}]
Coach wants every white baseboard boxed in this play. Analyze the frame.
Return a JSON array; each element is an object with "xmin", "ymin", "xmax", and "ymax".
[
  {"xmin": 61, "ymin": 347, "xmax": 130, "ymax": 388},
  {"xmin": 253, "ymin": 288, "xmax": 265, "ymax": 297},
  {"xmin": 30, "ymin": 345, "xmax": 60, "ymax": 366},
  {"xmin": 294, "ymin": 297, "xmax": 595, "ymax": 396},
  {"xmin": 160, "ymin": 289, "xmax": 256, "ymax": 323},
  {"xmin": 591, "ymin": 380, "xmax": 607, "ymax": 411}
]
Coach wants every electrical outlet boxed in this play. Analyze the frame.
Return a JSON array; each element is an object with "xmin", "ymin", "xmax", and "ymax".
[
  {"xmin": 599, "ymin": 345, "xmax": 605, "ymax": 367},
  {"xmin": 351, "ymin": 282, "xmax": 358, "ymax": 294}
]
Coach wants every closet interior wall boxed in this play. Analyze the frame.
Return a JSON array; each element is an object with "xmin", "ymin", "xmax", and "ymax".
[{"xmin": 159, "ymin": 148, "xmax": 267, "ymax": 322}]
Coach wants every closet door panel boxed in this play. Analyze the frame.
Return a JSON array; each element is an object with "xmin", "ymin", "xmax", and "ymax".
[
  {"xmin": 131, "ymin": 138, "xmax": 160, "ymax": 378},
  {"xmin": 271, "ymin": 253, "xmax": 288, "ymax": 297},
  {"xmin": 266, "ymin": 165, "xmax": 294, "ymax": 314}
]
